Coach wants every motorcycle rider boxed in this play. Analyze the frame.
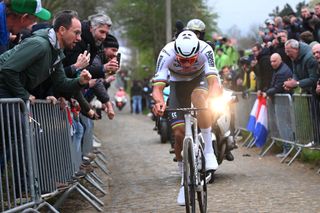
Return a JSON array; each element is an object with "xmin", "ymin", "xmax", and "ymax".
[
  {"xmin": 152, "ymin": 30, "xmax": 221, "ymax": 206},
  {"xmin": 187, "ymin": 18, "xmax": 235, "ymax": 161},
  {"xmin": 186, "ymin": 18, "xmax": 215, "ymax": 50}
]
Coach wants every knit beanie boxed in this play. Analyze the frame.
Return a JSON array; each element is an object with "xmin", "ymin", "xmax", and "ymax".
[{"xmin": 103, "ymin": 34, "xmax": 119, "ymax": 49}]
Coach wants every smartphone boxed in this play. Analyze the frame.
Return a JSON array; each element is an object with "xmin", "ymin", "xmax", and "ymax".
[{"xmin": 116, "ymin": 53, "xmax": 121, "ymax": 65}]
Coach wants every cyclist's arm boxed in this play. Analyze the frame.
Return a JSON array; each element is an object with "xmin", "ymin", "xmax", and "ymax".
[
  {"xmin": 202, "ymin": 42, "xmax": 222, "ymax": 98},
  {"xmin": 152, "ymin": 46, "xmax": 172, "ymax": 115}
]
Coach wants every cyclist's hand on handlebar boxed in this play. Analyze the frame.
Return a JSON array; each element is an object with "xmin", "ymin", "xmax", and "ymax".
[{"xmin": 153, "ymin": 102, "xmax": 166, "ymax": 117}]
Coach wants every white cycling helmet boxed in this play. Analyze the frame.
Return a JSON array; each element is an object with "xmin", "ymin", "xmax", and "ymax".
[
  {"xmin": 186, "ymin": 19, "xmax": 206, "ymax": 32},
  {"xmin": 174, "ymin": 30, "xmax": 200, "ymax": 59}
]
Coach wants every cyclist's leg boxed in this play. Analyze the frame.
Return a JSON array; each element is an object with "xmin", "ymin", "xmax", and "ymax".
[{"xmin": 191, "ymin": 77, "xmax": 218, "ymax": 171}]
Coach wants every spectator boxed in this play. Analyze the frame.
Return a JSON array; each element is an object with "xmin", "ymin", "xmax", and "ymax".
[
  {"xmin": 233, "ymin": 56, "xmax": 256, "ymax": 92},
  {"xmin": 270, "ymin": 29, "xmax": 292, "ymax": 69},
  {"xmin": 262, "ymin": 53, "xmax": 292, "ymax": 97},
  {"xmin": 299, "ymin": 30, "xmax": 315, "ymax": 44},
  {"xmin": 220, "ymin": 66, "xmax": 235, "ymax": 90},
  {"xmin": 0, "ymin": 9, "xmax": 91, "ymax": 186},
  {"xmin": 63, "ymin": 13, "xmax": 118, "ymax": 79},
  {"xmin": 215, "ymin": 48, "xmax": 230, "ymax": 71},
  {"xmin": 130, "ymin": 80, "xmax": 143, "ymax": 114},
  {"xmin": 283, "ymin": 39, "xmax": 318, "ymax": 92},
  {"xmin": 0, "ymin": 0, "xmax": 51, "ymax": 54},
  {"xmin": 252, "ymin": 43, "xmax": 273, "ymax": 91},
  {"xmin": 259, "ymin": 53, "xmax": 293, "ymax": 158},
  {"xmin": 300, "ymin": 6, "xmax": 316, "ymax": 32},
  {"xmin": 284, "ymin": 39, "xmax": 320, "ymax": 144},
  {"xmin": 315, "ymin": 3, "xmax": 320, "ymax": 19}
]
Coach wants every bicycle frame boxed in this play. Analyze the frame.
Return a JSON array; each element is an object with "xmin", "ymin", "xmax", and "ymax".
[{"xmin": 182, "ymin": 109, "xmax": 207, "ymax": 213}]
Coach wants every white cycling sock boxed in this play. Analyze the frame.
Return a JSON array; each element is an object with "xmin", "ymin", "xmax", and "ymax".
[{"xmin": 201, "ymin": 127, "xmax": 214, "ymax": 154}]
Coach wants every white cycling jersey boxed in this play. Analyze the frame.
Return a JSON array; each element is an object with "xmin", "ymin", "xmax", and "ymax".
[{"xmin": 153, "ymin": 40, "xmax": 219, "ymax": 83}]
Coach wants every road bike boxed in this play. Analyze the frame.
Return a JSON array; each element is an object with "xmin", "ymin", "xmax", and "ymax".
[{"xmin": 167, "ymin": 108, "xmax": 208, "ymax": 213}]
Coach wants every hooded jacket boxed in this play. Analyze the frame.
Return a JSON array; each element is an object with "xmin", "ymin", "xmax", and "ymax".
[
  {"xmin": 292, "ymin": 42, "xmax": 319, "ymax": 93},
  {"xmin": 0, "ymin": 28, "xmax": 83, "ymax": 100}
]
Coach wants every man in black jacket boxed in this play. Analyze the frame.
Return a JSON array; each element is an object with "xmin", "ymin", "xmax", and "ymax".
[
  {"xmin": 63, "ymin": 13, "xmax": 118, "ymax": 79},
  {"xmin": 252, "ymin": 43, "xmax": 273, "ymax": 92}
]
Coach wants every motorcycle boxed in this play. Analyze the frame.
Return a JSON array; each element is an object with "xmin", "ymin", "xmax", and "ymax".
[
  {"xmin": 114, "ymin": 88, "xmax": 127, "ymax": 111},
  {"xmin": 210, "ymin": 89, "xmax": 237, "ymax": 165},
  {"xmin": 198, "ymin": 89, "xmax": 237, "ymax": 183}
]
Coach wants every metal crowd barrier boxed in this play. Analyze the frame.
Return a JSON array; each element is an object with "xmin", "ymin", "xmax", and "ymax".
[
  {"xmin": 233, "ymin": 92, "xmax": 257, "ymax": 144},
  {"xmin": 260, "ymin": 94, "xmax": 297, "ymax": 164},
  {"xmin": 234, "ymin": 92, "xmax": 320, "ymax": 169},
  {"xmin": 0, "ymin": 99, "xmax": 37, "ymax": 213},
  {"xmin": 29, "ymin": 100, "xmax": 75, "ymax": 195},
  {"xmin": 1, "ymin": 98, "xmax": 108, "ymax": 212}
]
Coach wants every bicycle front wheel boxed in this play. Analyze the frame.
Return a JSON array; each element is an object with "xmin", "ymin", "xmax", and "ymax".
[
  {"xmin": 183, "ymin": 138, "xmax": 196, "ymax": 213},
  {"xmin": 197, "ymin": 146, "xmax": 207, "ymax": 213}
]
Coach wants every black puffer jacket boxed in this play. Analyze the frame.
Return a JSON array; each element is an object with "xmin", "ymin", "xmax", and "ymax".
[{"xmin": 254, "ymin": 47, "xmax": 273, "ymax": 91}]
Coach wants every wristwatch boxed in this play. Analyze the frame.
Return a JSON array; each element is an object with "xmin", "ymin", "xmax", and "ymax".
[{"xmin": 296, "ymin": 81, "xmax": 300, "ymax": 87}]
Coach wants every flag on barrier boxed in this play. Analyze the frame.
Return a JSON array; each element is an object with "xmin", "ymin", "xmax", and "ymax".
[{"xmin": 246, "ymin": 96, "xmax": 268, "ymax": 147}]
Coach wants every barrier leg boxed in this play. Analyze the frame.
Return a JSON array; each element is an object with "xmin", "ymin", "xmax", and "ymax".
[
  {"xmin": 280, "ymin": 145, "xmax": 295, "ymax": 164},
  {"xmin": 96, "ymin": 153, "xmax": 108, "ymax": 165},
  {"xmin": 287, "ymin": 147, "xmax": 302, "ymax": 166},
  {"xmin": 247, "ymin": 138, "xmax": 256, "ymax": 148},
  {"xmin": 76, "ymin": 183, "xmax": 104, "ymax": 206},
  {"xmin": 260, "ymin": 139, "xmax": 276, "ymax": 157},
  {"xmin": 90, "ymin": 172, "xmax": 104, "ymax": 185},
  {"xmin": 242, "ymin": 133, "xmax": 253, "ymax": 147},
  {"xmin": 75, "ymin": 185, "xmax": 103, "ymax": 212},
  {"xmin": 94, "ymin": 159, "xmax": 111, "ymax": 175},
  {"xmin": 85, "ymin": 175, "xmax": 107, "ymax": 195},
  {"xmin": 52, "ymin": 184, "xmax": 77, "ymax": 210}
]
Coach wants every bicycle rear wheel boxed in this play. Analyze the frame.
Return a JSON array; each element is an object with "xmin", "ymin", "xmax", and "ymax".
[
  {"xmin": 197, "ymin": 146, "xmax": 207, "ymax": 213},
  {"xmin": 183, "ymin": 138, "xmax": 196, "ymax": 213}
]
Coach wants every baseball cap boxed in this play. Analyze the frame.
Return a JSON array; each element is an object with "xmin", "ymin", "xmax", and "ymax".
[{"xmin": 10, "ymin": 0, "xmax": 51, "ymax": 21}]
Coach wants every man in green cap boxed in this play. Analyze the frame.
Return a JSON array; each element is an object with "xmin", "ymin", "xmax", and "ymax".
[{"xmin": 0, "ymin": 0, "xmax": 51, "ymax": 54}]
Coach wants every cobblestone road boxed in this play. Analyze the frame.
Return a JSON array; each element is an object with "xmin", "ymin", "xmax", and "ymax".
[{"xmin": 67, "ymin": 106, "xmax": 320, "ymax": 213}]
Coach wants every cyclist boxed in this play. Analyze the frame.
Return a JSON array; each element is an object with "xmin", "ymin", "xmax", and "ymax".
[{"xmin": 152, "ymin": 30, "xmax": 221, "ymax": 206}]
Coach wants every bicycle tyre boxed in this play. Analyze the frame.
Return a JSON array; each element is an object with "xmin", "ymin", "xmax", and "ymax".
[
  {"xmin": 160, "ymin": 119, "xmax": 168, "ymax": 143},
  {"xmin": 183, "ymin": 138, "xmax": 196, "ymax": 213},
  {"xmin": 197, "ymin": 146, "xmax": 207, "ymax": 213}
]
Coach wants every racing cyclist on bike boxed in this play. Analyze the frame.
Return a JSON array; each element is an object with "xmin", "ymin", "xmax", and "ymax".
[{"xmin": 152, "ymin": 30, "xmax": 221, "ymax": 206}]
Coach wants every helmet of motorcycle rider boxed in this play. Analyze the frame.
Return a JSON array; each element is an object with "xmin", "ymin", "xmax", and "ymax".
[
  {"xmin": 174, "ymin": 30, "xmax": 200, "ymax": 67},
  {"xmin": 186, "ymin": 19, "xmax": 206, "ymax": 40}
]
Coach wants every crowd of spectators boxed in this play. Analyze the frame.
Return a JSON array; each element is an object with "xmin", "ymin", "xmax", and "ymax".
[
  {"xmin": 213, "ymin": 4, "xmax": 320, "ymax": 156},
  {"xmin": 0, "ymin": 0, "xmax": 124, "ymax": 178}
]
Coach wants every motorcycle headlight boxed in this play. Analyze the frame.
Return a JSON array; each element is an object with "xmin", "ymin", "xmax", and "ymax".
[{"xmin": 209, "ymin": 97, "xmax": 228, "ymax": 114}]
